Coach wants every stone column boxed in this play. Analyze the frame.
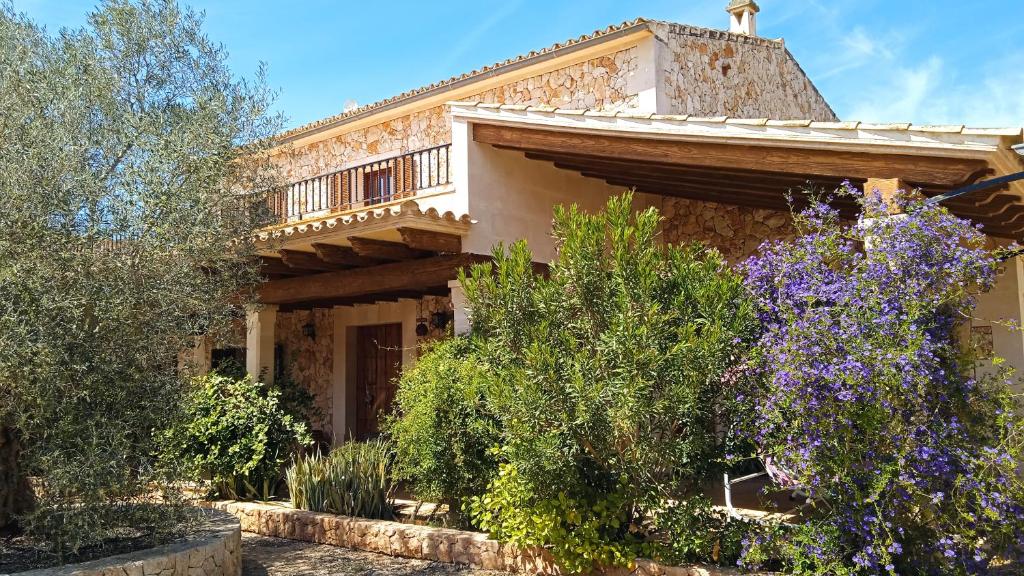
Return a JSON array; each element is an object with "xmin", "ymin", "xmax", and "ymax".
[
  {"xmin": 177, "ymin": 335, "xmax": 212, "ymax": 376},
  {"xmin": 245, "ymin": 304, "xmax": 278, "ymax": 384},
  {"xmin": 448, "ymin": 279, "xmax": 470, "ymax": 335}
]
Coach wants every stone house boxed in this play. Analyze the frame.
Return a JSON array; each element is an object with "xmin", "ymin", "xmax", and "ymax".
[{"xmin": 186, "ymin": 2, "xmax": 1024, "ymax": 441}]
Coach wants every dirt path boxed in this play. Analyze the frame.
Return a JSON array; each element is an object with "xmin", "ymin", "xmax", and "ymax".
[{"xmin": 241, "ymin": 532, "xmax": 503, "ymax": 576}]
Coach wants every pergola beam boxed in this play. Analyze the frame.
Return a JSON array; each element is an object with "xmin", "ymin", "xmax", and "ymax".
[
  {"xmin": 311, "ymin": 243, "xmax": 387, "ymax": 267},
  {"xmin": 260, "ymin": 253, "xmax": 489, "ymax": 305},
  {"xmin": 475, "ymin": 124, "xmax": 990, "ymax": 187},
  {"xmin": 279, "ymin": 249, "xmax": 346, "ymax": 272},
  {"xmin": 397, "ymin": 227, "xmax": 463, "ymax": 253},
  {"xmin": 348, "ymin": 237, "xmax": 430, "ymax": 261}
]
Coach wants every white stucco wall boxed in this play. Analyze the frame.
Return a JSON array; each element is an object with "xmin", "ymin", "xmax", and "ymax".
[
  {"xmin": 453, "ymin": 118, "xmax": 660, "ymax": 262},
  {"xmin": 972, "ymin": 257, "xmax": 1024, "ymax": 395}
]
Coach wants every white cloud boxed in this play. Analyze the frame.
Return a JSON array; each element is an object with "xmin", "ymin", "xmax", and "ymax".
[
  {"xmin": 435, "ymin": 1, "xmax": 524, "ymax": 73},
  {"xmin": 846, "ymin": 53, "xmax": 1024, "ymax": 126},
  {"xmin": 814, "ymin": 25, "xmax": 899, "ymax": 81}
]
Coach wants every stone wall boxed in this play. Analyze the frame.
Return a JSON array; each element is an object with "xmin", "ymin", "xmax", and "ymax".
[
  {"xmin": 471, "ymin": 48, "xmax": 639, "ymax": 112},
  {"xmin": 273, "ymin": 295, "xmax": 454, "ymax": 436},
  {"xmin": 15, "ymin": 509, "xmax": 241, "ymax": 576},
  {"xmin": 660, "ymin": 197, "xmax": 797, "ymax": 263},
  {"xmin": 652, "ymin": 22, "xmax": 836, "ymax": 120},
  {"xmin": 274, "ymin": 48, "xmax": 640, "ymax": 183},
  {"xmin": 415, "ymin": 295, "xmax": 454, "ymax": 352},
  {"xmin": 208, "ymin": 500, "xmax": 745, "ymax": 576},
  {"xmin": 275, "ymin": 309, "xmax": 334, "ymax": 435}
]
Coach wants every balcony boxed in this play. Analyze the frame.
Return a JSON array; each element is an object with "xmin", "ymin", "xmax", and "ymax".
[{"xmin": 266, "ymin": 144, "xmax": 452, "ymax": 224}]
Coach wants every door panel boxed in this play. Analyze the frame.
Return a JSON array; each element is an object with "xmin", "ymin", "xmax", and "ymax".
[{"xmin": 355, "ymin": 323, "xmax": 402, "ymax": 439}]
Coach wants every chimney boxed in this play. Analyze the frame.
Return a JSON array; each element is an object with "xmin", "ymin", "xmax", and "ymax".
[{"xmin": 726, "ymin": 0, "xmax": 759, "ymax": 36}]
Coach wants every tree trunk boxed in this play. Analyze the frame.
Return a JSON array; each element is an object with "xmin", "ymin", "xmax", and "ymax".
[{"xmin": 0, "ymin": 426, "xmax": 33, "ymax": 531}]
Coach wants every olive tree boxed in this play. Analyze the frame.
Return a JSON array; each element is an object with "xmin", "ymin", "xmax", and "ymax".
[{"xmin": 0, "ymin": 0, "xmax": 280, "ymax": 553}]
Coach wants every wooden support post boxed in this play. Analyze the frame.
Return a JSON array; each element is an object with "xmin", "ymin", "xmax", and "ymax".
[{"xmin": 864, "ymin": 177, "xmax": 917, "ymax": 214}]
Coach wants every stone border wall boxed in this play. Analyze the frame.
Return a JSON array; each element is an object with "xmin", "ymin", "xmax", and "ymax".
[
  {"xmin": 13, "ymin": 509, "xmax": 241, "ymax": 576},
  {"xmin": 206, "ymin": 500, "xmax": 746, "ymax": 576}
]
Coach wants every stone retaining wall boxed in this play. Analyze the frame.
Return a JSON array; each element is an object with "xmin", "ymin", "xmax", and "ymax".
[
  {"xmin": 13, "ymin": 509, "xmax": 241, "ymax": 576},
  {"xmin": 207, "ymin": 500, "xmax": 745, "ymax": 576}
]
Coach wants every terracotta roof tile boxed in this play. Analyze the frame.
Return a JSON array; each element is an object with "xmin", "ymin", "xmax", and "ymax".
[
  {"xmin": 257, "ymin": 199, "xmax": 472, "ymax": 242},
  {"xmin": 765, "ymin": 119, "xmax": 813, "ymax": 127},
  {"xmin": 858, "ymin": 122, "xmax": 912, "ymax": 131},
  {"xmin": 277, "ymin": 18, "xmax": 653, "ymax": 142},
  {"xmin": 449, "ymin": 104, "xmax": 1023, "ymax": 140}
]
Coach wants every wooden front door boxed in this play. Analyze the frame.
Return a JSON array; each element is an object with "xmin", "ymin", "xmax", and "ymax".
[{"xmin": 355, "ymin": 323, "xmax": 402, "ymax": 439}]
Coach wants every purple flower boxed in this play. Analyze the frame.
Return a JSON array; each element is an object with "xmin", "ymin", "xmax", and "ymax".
[{"xmin": 735, "ymin": 184, "xmax": 1024, "ymax": 574}]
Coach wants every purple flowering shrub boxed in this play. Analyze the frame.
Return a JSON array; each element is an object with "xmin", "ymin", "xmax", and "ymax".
[{"xmin": 739, "ymin": 184, "xmax": 1024, "ymax": 575}]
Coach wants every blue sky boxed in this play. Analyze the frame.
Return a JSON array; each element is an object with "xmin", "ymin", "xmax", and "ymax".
[{"xmin": 16, "ymin": 0, "xmax": 1024, "ymax": 130}]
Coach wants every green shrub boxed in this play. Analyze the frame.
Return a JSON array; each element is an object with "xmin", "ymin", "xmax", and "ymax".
[
  {"xmin": 160, "ymin": 372, "xmax": 311, "ymax": 500},
  {"xmin": 286, "ymin": 439, "xmax": 395, "ymax": 520},
  {"xmin": 469, "ymin": 462, "xmax": 650, "ymax": 574},
  {"xmin": 462, "ymin": 192, "xmax": 758, "ymax": 571},
  {"xmin": 386, "ymin": 337, "xmax": 497, "ymax": 523},
  {"xmin": 652, "ymin": 496, "xmax": 757, "ymax": 567}
]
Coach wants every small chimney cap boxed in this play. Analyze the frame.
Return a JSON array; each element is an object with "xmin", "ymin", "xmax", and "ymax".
[{"xmin": 726, "ymin": 0, "xmax": 760, "ymax": 13}]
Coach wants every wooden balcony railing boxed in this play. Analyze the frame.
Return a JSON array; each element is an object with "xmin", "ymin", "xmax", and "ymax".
[{"xmin": 266, "ymin": 144, "xmax": 452, "ymax": 224}]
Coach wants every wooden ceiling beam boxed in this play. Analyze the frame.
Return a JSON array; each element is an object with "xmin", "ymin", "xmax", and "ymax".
[
  {"xmin": 478, "ymin": 124, "xmax": 990, "ymax": 187},
  {"xmin": 532, "ymin": 151, "xmax": 849, "ymax": 188},
  {"xmin": 397, "ymin": 227, "xmax": 462, "ymax": 253},
  {"xmin": 260, "ymin": 253, "xmax": 490, "ymax": 305},
  {"xmin": 277, "ymin": 289, "xmax": 451, "ymax": 312},
  {"xmin": 279, "ymin": 249, "xmax": 346, "ymax": 272},
  {"xmin": 589, "ymin": 172, "xmax": 813, "ymax": 200},
  {"xmin": 567, "ymin": 164, "xmax": 842, "ymax": 192},
  {"xmin": 260, "ymin": 256, "xmax": 310, "ymax": 276},
  {"xmin": 348, "ymin": 237, "xmax": 430, "ymax": 261},
  {"xmin": 599, "ymin": 176, "xmax": 855, "ymax": 211},
  {"xmin": 311, "ymin": 243, "xmax": 387, "ymax": 267},
  {"xmin": 627, "ymin": 184, "xmax": 792, "ymax": 211}
]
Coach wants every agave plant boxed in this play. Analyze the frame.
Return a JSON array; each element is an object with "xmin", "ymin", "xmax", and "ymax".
[{"xmin": 286, "ymin": 439, "xmax": 396, "ymax": 520}]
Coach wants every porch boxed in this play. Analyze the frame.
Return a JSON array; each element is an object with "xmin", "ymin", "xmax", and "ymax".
[
  {"xmin": 449, "ymin": 101, "xmax": 1024, "ymax": 382},
  {"xmin": 237, "ymin": 193, "xmax": 480, "ymax": 442}
]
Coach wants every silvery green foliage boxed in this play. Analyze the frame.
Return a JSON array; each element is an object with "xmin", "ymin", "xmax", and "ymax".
[
  {"xmin": 286, "ymin": 440, "xmax": 396, "ymax": 520},
  {"xmin": 0, "ymin": 0, "xmax": 280, "ymax": 554}
]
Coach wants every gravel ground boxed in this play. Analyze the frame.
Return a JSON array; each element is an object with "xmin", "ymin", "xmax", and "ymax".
[{"xmin": 241, "ymin": 532, "xmax": 503, "ymax": 576}]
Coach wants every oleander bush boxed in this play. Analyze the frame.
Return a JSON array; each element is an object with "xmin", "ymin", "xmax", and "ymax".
[
  {"xmin": 161, "ymin": 373, "xmax": 312, "ymax": 500},
  {"xmin": 458, "ymin": 192, "xmax": 759, "ymax": 572},
  {"xmin": 386, "ymin": 337, "xmax": 498, "ymax": 526},
  {"xmin": 286, "ymin": 439, "xmax": 396, "ymax": 520},
  {"xmin": 738, "ymin": 184, "xmax": 1024, "ymax": 575}
]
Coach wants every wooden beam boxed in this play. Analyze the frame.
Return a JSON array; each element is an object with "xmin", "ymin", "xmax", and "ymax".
[
  {"xmin": 595, "ymin": 174, "xmax": 810, "ymax": 204},
  {"xmin": 260, "ymin": 253, "xmax": 490, "ymax": 305},
  {"xmin": 530, "ymin": 150, "xmax": 853, "ymax": 187},
  {"xmin": 349, "ymin": 237, "xmax": 429, "ymax": 261},
  {"xmin": 260, "ymin": 257, "xmax": 306, "ymax": 276},
  {"xmin": 277, "ymin": 289, "xmax": 449, "ymax": 312},
  {"xmin": 397, "ymin": 227, "xmax": 462, "ymax": 252},
  {"xmin": 548, "ymin": 159, "xmax": 846, "ymax": 193},
  {"xmin": 476, "ymin": 124, "xmax": 991, "ymax": 187},
  {"xmin": 311, "ymin": 243, "xmax": 386, "ymax": 267},
  {"xmin": 279, "ymin": 249, "xmax": 346, "ymax": 272}
]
